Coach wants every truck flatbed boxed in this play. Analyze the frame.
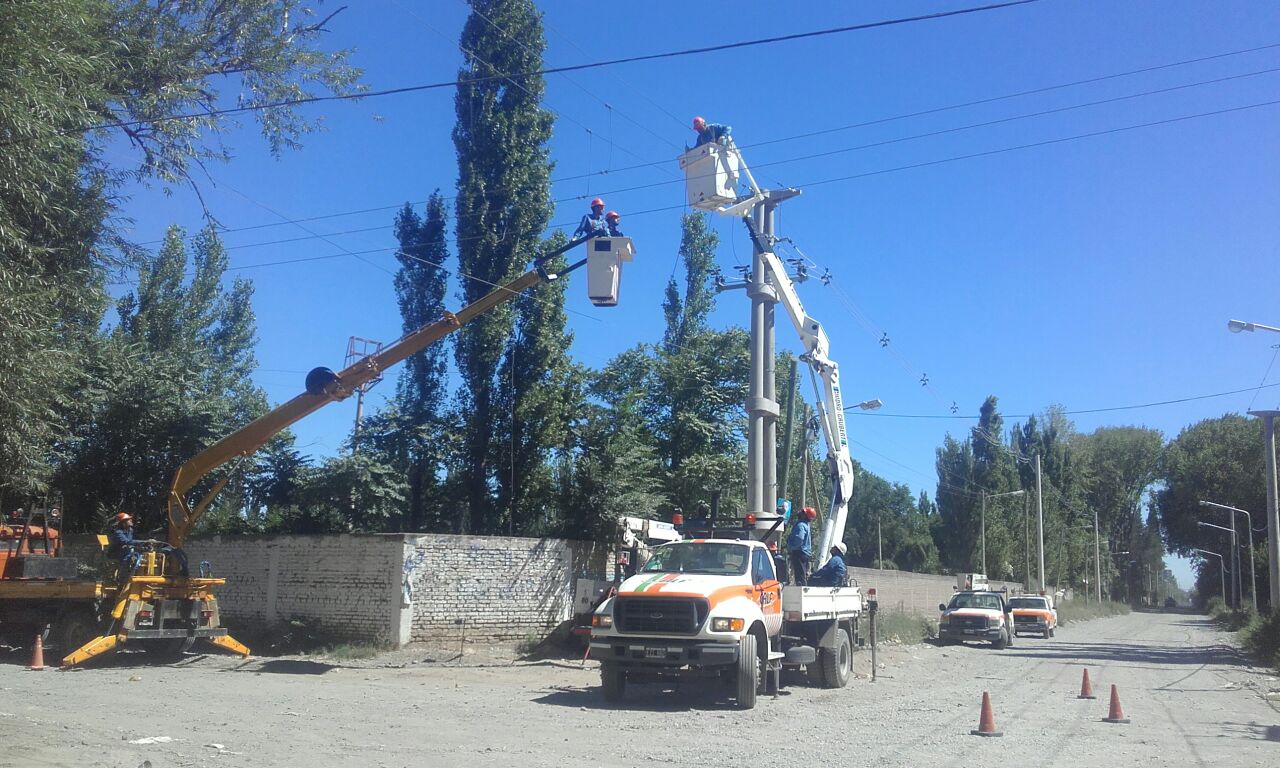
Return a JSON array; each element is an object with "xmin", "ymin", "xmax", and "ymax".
[{"xmin": 781, "ymin": 585, "xmax": 864, "ymax": 622}]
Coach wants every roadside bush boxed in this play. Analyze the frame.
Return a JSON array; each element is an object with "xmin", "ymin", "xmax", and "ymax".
[
  {"xmin": 1056, "ymin": 600, "xmax": 1129, "ymax": 624},
  {"xmin": 871, "ymin": 611, "xmax": 935, "ymax": 645},
  {"xmin": 1205, "ymin": 597, "xmax": 1253, "ymax": 630},
  {"xmin": 1241, "ymin": 611, "xmax": 1280, "ymax": 668}
]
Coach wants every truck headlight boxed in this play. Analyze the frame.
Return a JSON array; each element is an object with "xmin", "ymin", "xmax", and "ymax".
[
  {"xmin": 711, "ymin": 617, "xmax": 745, "ymax": 632},
  {"xmin": 591, "ymin": 613, "xmax": 612, "ymax": 629}
]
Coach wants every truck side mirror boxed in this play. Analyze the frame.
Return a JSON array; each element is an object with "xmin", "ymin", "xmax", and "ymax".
[{"xmin": 938, "ymin": 603, "xmax": 947, "ymax": 612}]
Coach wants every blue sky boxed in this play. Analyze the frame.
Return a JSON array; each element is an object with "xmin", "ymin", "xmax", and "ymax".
[{"xmin": 110, "ymin": 1, "xmax": 1280, "ymax": 589}]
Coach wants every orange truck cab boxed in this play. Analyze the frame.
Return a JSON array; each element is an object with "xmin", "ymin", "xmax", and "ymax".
[
  {"xmin": 0, "ymin": 510, "xmax": 77, "ymax": 580},
  {"xmin": 1008, "ymin": 594, "xmax": 1057, "ymax": 638}
]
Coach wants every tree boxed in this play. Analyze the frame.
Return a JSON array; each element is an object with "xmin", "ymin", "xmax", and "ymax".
[
  {"xmin": 451, "ymin": 0, "xmax": 554, "ymax": 534},
  {"xmin": 55, "ymin": 225, "xmax": 266, "ymax": 532},
  {"xmin": 391, "ymin": 194, "xmax": 451, "ymax": 530}
]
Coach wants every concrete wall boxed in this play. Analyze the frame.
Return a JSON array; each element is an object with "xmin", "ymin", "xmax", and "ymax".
[{"xmin": 847, "ymin": 567, "xmax": 1023, "ymax": 617}]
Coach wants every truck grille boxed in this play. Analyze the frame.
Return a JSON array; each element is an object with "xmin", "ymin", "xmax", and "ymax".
[
  {"xmin": 951, "ymin": 615, "xmax": 988, "ymax": 630},
  {"xmin": 615, "ymin": 597, "xmax": 708, "ymax": 635},
  {"xmin": 1014, "ymin": 614, "xmax": 1038, "ymax": 624}
]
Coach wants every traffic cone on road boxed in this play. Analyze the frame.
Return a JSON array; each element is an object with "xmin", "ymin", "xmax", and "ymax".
[
  {"xmin": 28, "ymin": 634, "xmax": 46, "ymax": 671},
  {"xmin": 1078, "ymin": 668, "xmax": 1096, "ymax": 699},
  {"xmin": 970, "ymin": 691, "xmax": 1004, "ymax": 737},
  {"xmin": 1102, "ymin": 684, "xmax": 1130, "ymax": 724}
]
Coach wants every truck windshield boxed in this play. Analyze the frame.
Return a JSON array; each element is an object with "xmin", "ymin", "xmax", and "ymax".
[
  {"xmin": 948, "ymin": 593, "xmax": 1002, "ymax": 611},
  {"xmin": 1008, "ymin": 598, "xmax": 1049, "ymax": 610},
  {"xmin": 641, "ymin": 542, "xmax": 750, "ymax": 576}
]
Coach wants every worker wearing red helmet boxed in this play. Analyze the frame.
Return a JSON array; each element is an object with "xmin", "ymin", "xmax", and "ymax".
[
  {"xmin": 109, "ymin": 512, "xmax": 138, "ymax": 582},
  {"xmin": 605, "ymin": 210, "xmax": 623, "ymax": 237},
  {"xmin": 787, "ymin": 506, "xmax": 817, "ymax": 586},
  {"xmin": 691, "ymin": 115, "xmax": 732, "ymax": 148},
  {"xmin": 573, "ymin": 197, "xmax": 609, "ymax": 240}
]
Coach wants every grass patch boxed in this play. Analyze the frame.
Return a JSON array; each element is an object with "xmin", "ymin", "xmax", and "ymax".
[
  {"xmin": 871, "ymin": 611, "xmax": 935, "ymax": 645},
  {"xmin": 320, "ymin": 642, "xmax": 386, "ymax": 660},
  {"xmin": 1056, "ymin": 600, "xmax": 1130, "ymax": 625},
  {"xmin": 1206, "ymin": 598, "xmax": 1280, "ymax": 669}
]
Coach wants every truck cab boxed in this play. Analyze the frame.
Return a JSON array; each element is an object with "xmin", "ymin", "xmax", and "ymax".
[
  {"xmin": 937, "ymin": 590, "xmax": 1015, "ymax": 649},
  {"xmin": 590, "ymin": 533, "xmax": 862, "ymax": 709}
]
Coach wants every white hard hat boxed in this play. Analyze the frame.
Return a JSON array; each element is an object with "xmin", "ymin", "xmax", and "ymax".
[{"xmin": 833, "ymin": 542, "xmax": 847, "ymax": 556}]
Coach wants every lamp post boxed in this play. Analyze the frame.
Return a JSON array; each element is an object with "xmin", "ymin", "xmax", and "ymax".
[
  {"xmin": 1228, "ymin": 319, "xmax": 1280, "ymax": 611},
  {"xmin": 1194, "ymin": 548, "xmax": 1227, "ymax": 605},
  {"xmin": 1198, "ymin": 520, "xmax": 1240, "ymax": 609},
  {"xmin": 1200, "ymin": 501, "xmax": 1257, "ymax": 612},
  {"xmin": 980, "ymin": 489, "xmax": 1025, "ymax": 576}
]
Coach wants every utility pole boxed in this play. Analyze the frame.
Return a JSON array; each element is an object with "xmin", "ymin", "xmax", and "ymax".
[
  {"xmin": 877, "ymin": 518, "xmax": 883, "ymax": 569},
  {"xmin": 1036, "ymin": 454, "xmax": 1045, "ymax": 592},
  {"xmin": 1023, "ymin": 495, "xmax": 1030, "ymax": 588},
  {"xmin": 1201, "ymin": 501, "xmax": 1258, "ymax": 613},
  {"xmin": 1248, "ymin": 409, "xmax": 1280, "ymax": 612},
  {"xmin": 345, "ymin": 336, "xmax": 385, "ymax": 453},
  {"xmin": 981, "ymin": 491, "xmax": 987, "ymax": 575},
  {"xmin": 1094, "ymin": 507, "xmax": 1102, "ymax": 604},
  {"xmin": 778, "ymin": 359, "xmax": 799, "ymax": 504}
]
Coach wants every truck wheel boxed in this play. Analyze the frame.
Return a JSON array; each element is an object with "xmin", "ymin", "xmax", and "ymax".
[
  {"xmin": 601, "ymin": 662, "xmax": 625, "ymax": 703},
  {"xmin": 736, "ymin": 634, "xmax": 758, "ymax": 709},
  {"xmin": 51, "ymin": 608, "xmax": 101, "ymax": 654},
  {"xmin": 992, "ymin": 628, "xmax": 1008, "ymax": 650},
  {"xmin": 818, "ymin": 628, "xmax": 851, "ymax": 688},
  {"xmin": 1042, "ymin": 627, "xmax": 1051, "ymax": 639},
  {"xmin": 142, "ymin": 637, "xmax": 195, "ymax": 657}
]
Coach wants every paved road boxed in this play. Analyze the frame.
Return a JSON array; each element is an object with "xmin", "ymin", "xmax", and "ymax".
[{"xmin": 2, "ymin": 611, "xmax": 1275, "ymax": 767}]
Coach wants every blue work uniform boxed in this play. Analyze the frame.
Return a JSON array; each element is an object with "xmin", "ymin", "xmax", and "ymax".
[
  {"xmin": 808, "ymin": 553, "xmax": 847, "ymax": 587},
  {"xmin": 694, "ymin": 123, "xmax": 732, "ymax": 147},
  {"xmin": 607, "ymin": 223, "xmax": 623, "ymax": 237},
  {"xmin": 110, "ymin": 527, "xmax": 137, "ymax": 580},
  {"xmin": 574, "ymin": 213, "xmax": 608, "ymax": 239},
  {"xmin": 787, "ymin": 519, "xmax": 812, "ymax": 585}
]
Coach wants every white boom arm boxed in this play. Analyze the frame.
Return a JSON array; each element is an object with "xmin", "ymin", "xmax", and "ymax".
[{"xmin": 757, "ymin": 248, "xmax": 855, "ymax": 561}]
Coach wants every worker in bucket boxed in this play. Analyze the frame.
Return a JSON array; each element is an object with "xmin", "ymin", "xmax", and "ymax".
[
  {"xmin": 808, "ymin": 542, "xmax": 848, "ymax": 587},
  {"xmin": 605, "ymin": 210, "xmax": 623, "ymax": 237},
  {"xmin": 692, "ymin": 116, "xmax": 732, "ymax": 147},
  {"xmin": 787, "ymin": 506, "xmax": 816, "ymax": 585},
  {"xmin": 573, "ymin": 198, "xmax": 609, "ymax": 239},
  {"xmin": 109, "ymin": 512, "xmax": 139, "ymax": 581}
]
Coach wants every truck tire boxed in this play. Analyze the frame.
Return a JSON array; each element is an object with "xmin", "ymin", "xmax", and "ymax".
[
  {"xmin": 992, "ymin": 627, "xmax": 1008, "ymax": 650},
  {"xmin": 1042, "ymin": 627, "xmax": 1051, "ymax": 639},
  {"xmin": 51, "ymin": 607, "xmax": 101, "ymax": 654},
  {"xmin": 736, "ymin": 634, "xmax": 758, "ymax": 709},
  {"xmin": 601, "ymin": 662, "xmax": 625, "ymax": 702},
  {"xmin": 142, "ymin": 637, "xmax": 195, "ymax": 657},
  {"xmin": 818, "ymin": 628, "xmax": 851, "ymax": 688}
]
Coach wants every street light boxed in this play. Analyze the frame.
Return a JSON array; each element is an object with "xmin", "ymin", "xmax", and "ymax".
[
  {"xmin": 1201, "ymin": 500, "xmax": 1257, "ymax": 612},
  {"xmin": 1198, "ymin": 520, "xmax": 1239, "ymax": 609},
  {"xmin": 1194, "ymin": 548, "xmax": 1227, "ymax": 605},
  {"xmin": 856, "ymin": 398, "xmax": 883, "ymax": 411},
  {"xmin": 1228, "ymin": 319, "xmax": 1280, "ymax": 334},
  {"xmin": 980, "ymin": 489, "xmax": 1025, "ymax": 576}
]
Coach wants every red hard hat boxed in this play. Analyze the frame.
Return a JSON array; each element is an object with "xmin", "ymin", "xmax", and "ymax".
[
  {"xmin": 692, "ymin": 116, "xmax": 706, "ymax": 130},
  {"xmin": 802, "ymin": 507, "xmax": 817, "ymax": 521},
  {"xmin": 590, "ymin": 198, "xmax": 605, "ymax": 208},
  {"xmin": 115, "ymin": 512, "xmax": 132, "ymax": 524},
  {"xmin": 605, "ymin": 211, "xmax": 619, "ymax": 220}
]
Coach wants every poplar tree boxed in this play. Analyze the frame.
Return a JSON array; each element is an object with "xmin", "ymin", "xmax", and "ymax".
[{"xmin": 451, "ymin": 0, "xmax": 554, "ymax": 534}]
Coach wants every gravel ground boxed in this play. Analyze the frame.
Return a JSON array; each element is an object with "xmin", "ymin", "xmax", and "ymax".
[{"xmin": 2, "ymin": 611, "xmax": 1275, "ymax": 767}]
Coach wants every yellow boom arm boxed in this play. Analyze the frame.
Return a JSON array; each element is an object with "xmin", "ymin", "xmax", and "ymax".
[{"xmin": 166, "ymin": 266, "xmax": 546, "ymax": 548}]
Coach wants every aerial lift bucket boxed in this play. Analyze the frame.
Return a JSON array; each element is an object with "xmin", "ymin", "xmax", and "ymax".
[{"xmin": 586, "ymin": 236, "xmax": 635, "ymax": 307}]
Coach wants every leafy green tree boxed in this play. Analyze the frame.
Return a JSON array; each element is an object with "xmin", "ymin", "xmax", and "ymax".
[
  {"xmin": 391, "ymin": 194, "xmax": 451, "ymax": 530},
  {"xmin": 55, "ymin": 225, "xmax": 266, "ymax": 532},
  {"xmin": 451, "ymin": 0, "xmax": 554, "ymax": 534},
  {"xmin": 293, "ymin": 453, "xmax": 408, "ymax": 533}
]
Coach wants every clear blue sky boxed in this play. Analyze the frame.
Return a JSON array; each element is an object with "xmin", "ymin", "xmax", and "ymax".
[{"xmin": 112, "ymin": 1, "xmax": 1280, "ymax": 589}]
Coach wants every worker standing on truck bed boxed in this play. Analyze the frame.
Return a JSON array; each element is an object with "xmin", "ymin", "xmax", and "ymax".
[
  {"xmin": 573, "ymin": 198, "xmax": 609, "ymax": 239},
  {"xmin": 788, "ymin": 507, "xmax": 815, "ymax": 585},
  {"xmin": 808, "ymin": 542, "xmax": 847, "ymax": 587},
  {"xmin": 108, "ymin": 512, "xmax": 138, "ymax": 581}
]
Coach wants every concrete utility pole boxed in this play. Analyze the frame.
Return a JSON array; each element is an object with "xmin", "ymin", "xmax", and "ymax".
[
  {"xmin": 345, "ymin": 336, "xmax": 385, "ymax": 453},
  {"xmin": 1201, "ymin": 501, "xmax": 1258, "ymax": 613},
  {"xmin": 1248, "ymin": 410, "xmax": 1280, "ymax": 612},
  {"xmin": 1036, "ymin": 454, "xmax": 1045, "ymax": 592},
  {"xmin": 1094, "ymin": 507, "xmax": 1102, "ymax": 604},
  {"xmin": 1196, "ymin": 548, "xmax": 1226, "ymax": 605}
]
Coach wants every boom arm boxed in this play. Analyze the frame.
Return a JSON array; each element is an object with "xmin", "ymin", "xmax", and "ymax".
[
  {"xmin": 166, "ymin": 237, "xmax": 602, "ymax": 548},
  {"xmin": 743, "ymin": 219, "xmax": 854, "ymax": 561}
]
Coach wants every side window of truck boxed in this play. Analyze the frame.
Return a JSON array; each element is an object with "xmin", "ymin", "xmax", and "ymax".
[{"xmin": 751, "ymin": 549, "xmax": 775, "ymax": 584}]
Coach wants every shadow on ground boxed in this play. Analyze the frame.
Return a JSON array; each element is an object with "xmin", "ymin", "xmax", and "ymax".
[{"xmin": 533, "ymin": 681, "xmax": 788, "ymax": 712}]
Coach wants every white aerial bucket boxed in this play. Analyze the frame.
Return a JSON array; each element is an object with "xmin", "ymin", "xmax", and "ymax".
[
  {"xmin": 678, "ymin": 143, "xmax": 741, "ymax": 210},
  {"xmin": 586, "ymin": 236, "xmax": 635, "ymax": 307}
]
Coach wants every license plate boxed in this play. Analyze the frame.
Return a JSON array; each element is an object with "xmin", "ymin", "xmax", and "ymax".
[
  {"xmin": 644, "ymin": 647, "xmax": 667, "ymax": 658},
  {"xmin": 963, "ymin": 629, "xmax": 981, "ymax": 635}
]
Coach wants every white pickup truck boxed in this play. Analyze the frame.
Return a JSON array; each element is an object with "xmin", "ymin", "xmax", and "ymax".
[{"xmin": 589, "ymin": 536, "xmax": 863, "ymax": 709}]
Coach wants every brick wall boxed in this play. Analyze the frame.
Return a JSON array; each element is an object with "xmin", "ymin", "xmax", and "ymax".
[{"xmin": 401, "ymin": 534, "xmax": 580, "ymax": 643}]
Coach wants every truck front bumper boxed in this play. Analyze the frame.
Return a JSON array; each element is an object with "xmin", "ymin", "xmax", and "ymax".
[
  {"xmin": 590, "ymin": 636, "xmax": 739, "ymax": 667},
  {"xmin": 1013, "ymin": 619, "xmax": 1049, "ymax": 635},
  {"xmin": 938, "ymin": 625, "xmax": 1002, "ymax": 641}
]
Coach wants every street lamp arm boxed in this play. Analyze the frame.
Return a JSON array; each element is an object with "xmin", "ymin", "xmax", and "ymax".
[
  {"xmin": 1197, "ymin": 521, "xmax": 1235, "ymax": 535},
  {"xmin": 1229, "ymin": 319, "xmax": 1280, "ymax": 334}
]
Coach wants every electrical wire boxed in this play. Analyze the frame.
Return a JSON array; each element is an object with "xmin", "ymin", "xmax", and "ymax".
[
  {"xmin": 8, "ymin": 1, "xmax": 1040, "ymax": 146},
  {"xmin": 1245, "ymin": 344, "xmax": 1280, "ymax": 412}
]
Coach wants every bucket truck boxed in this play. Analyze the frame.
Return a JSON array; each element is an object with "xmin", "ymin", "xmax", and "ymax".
[{"xmin": 588, "ymin": 139, "xmax": 867, "ymax": 708}]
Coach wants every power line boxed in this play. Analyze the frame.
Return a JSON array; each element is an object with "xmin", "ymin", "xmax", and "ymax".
[
  {"xmin": 844, "ymin": 381, "xmax": 1280, "ymax": 418},
  {"xmin": 13, "ymin": 1, "xmax": 1041, "ymax": 145}
]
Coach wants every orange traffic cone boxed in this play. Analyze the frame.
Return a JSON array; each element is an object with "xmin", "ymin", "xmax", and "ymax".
[
  {"xmin": 1102, "ymin": 684, "xmax": 1130, "ymax": 724},
  {"xmin": 1078, "ymin": 668, "xmax": 1096, "ymax": 699},
  {"xmin": 28, "ymin": 634, "xmax": 45, "ymax": 671},
  {"xmin": 970, "ymin": 691, "xmax": 1003, "ymax": 737}
]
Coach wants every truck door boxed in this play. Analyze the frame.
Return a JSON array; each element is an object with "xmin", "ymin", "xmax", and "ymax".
[{"xmin": 751, "ymin": 549, "xmax": 783, "ymax": 636}]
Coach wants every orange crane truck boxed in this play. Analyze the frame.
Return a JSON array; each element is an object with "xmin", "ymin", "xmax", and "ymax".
[{"xmin": 1, "ymin": 233, "xmax": 634, "ymax": 667}]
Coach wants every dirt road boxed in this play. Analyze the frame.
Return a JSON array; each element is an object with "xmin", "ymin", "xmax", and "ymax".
[{"xmin": 3, "ymin": 611, "xmax": 1275, "ymax": 767}]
